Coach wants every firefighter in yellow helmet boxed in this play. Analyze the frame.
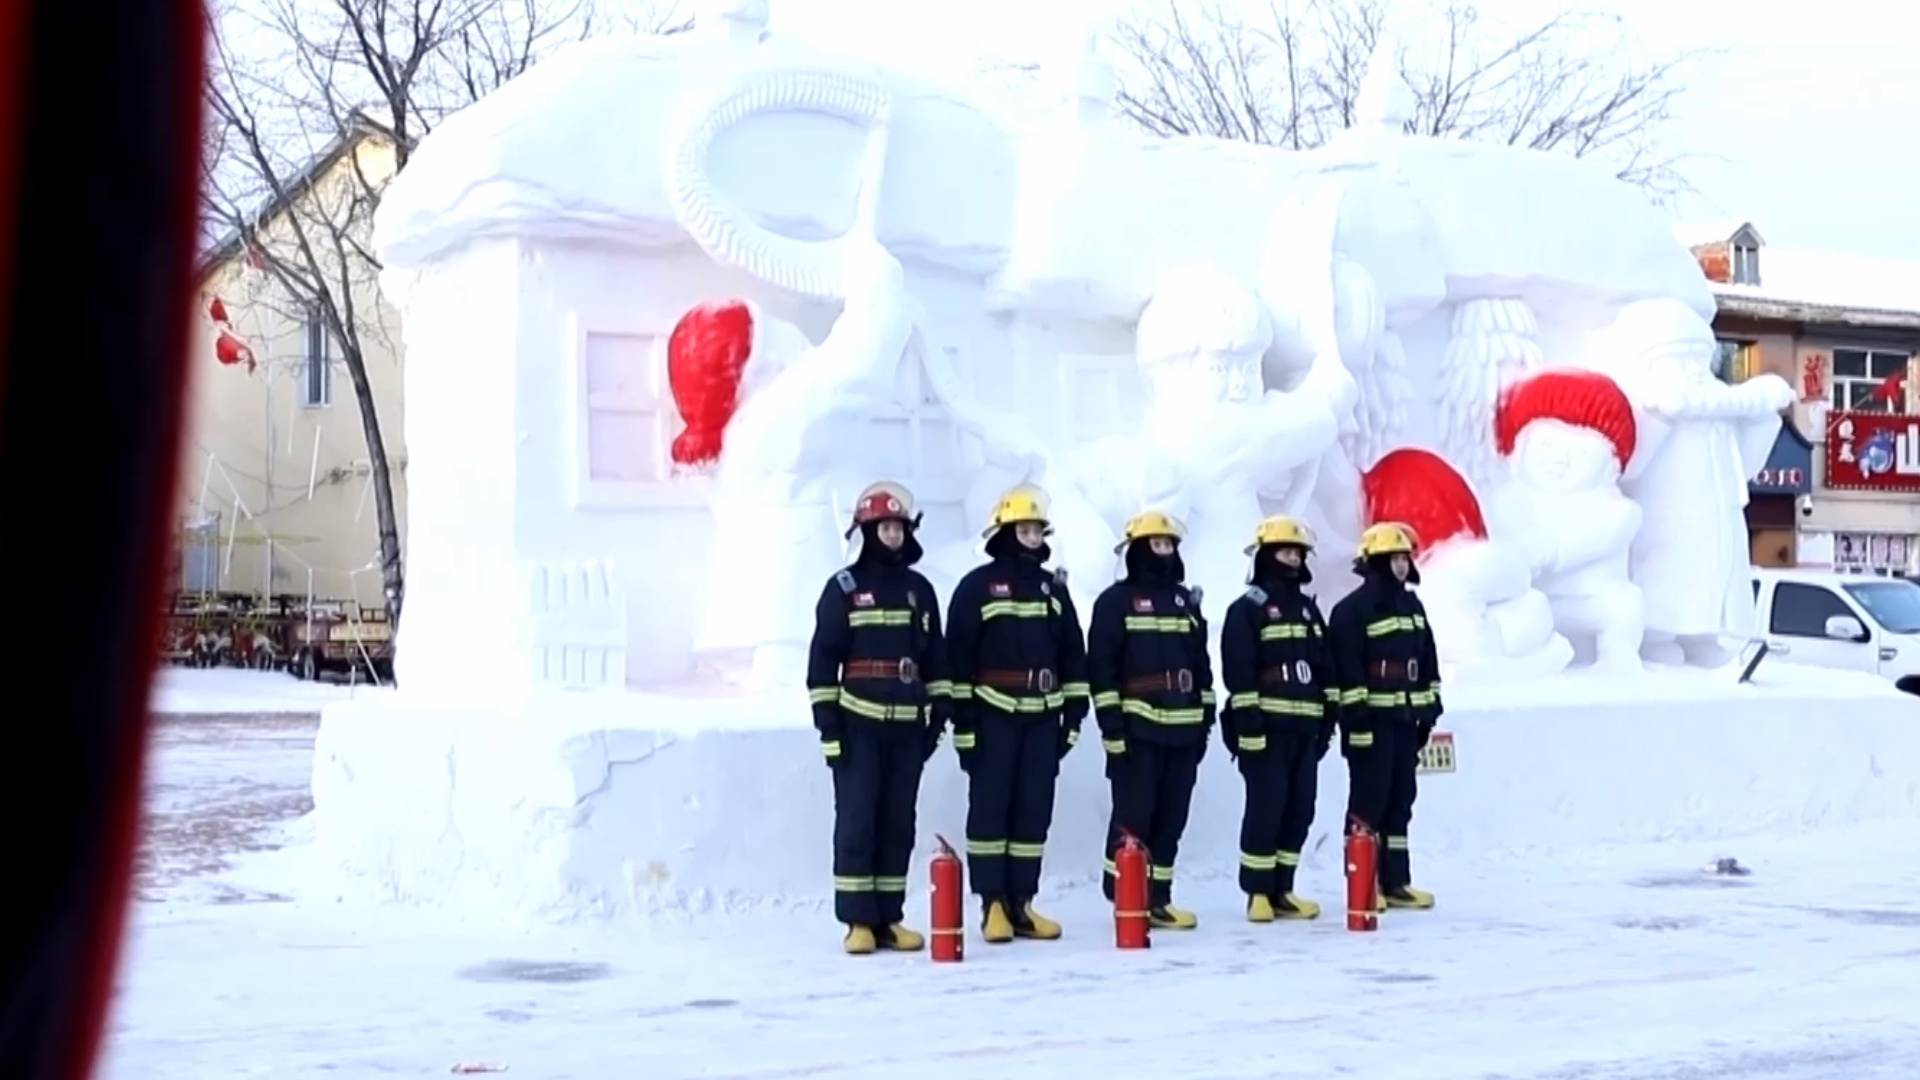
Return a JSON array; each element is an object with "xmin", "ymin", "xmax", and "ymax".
[
  {"xmin": 1219, "ymin": 515, "xmax": 1337, "ymax": 921},
  {"xmin": 943, "ymin": 484, "xmax": 1090, "ymax": 942},
  {"xmin": 1326, "ymin": 521, "xmax": 1441, "ymax": 910},
  {"xmin": 1088, "ymin": 509, "xmax": 1215, "ymax": 929},
  {"xmin": 806, "ymin": 481, "xmax": 952, "ymax": 953}
]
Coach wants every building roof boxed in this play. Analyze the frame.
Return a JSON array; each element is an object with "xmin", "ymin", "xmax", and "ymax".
[
  {"xmin": 1677, "ymin": 219, "xmax": 1920, "ymax": 328},
  {"xmin": 197, "ymin": 115, "xmax": 390, "ymax": 279}
]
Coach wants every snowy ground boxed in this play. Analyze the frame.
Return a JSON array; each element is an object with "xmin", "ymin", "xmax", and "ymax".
[
  {"xmin": 147, "ymin": 667, "xmax": 392, "ymax": 716},
  {"xmin": 103, "ymin": 706, "xmax": 1920, "ymax": 1078}
]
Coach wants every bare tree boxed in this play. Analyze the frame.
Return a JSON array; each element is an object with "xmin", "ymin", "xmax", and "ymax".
[
  {"xmin": 200, "ymin": 0, "xmax": 688, "ymax": 627},
  {"xmin": 1113, "ymin": 0, "xmax": 1700, "ymax": 200}
]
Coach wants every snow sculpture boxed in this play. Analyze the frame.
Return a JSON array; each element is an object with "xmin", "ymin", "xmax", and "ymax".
[
  {"xmin": 1491, "ymin": 370, "xmax": 1645, "ymax": 671},
  {"xmin": 526, "ymin": 560, "xmax": 628, "ymax": 688},
  {"xmin": 692, "ymin": 245, "xmax": 913, "ymax": 688},
  {"xmin": 1363, "ymin": 448, "xmax": 1571, "ymax": 680},
  {"xmin": 666, "ymin": 300, "xmax": 756, "ymax": 467},
  {"xmin": 1436, "ymin": 298, "xmax": 1545, "ymax": 492},
  {"xmin": 1079, "ymin": 263, "xmax": 1338, "ymax": 620},
  {"xmin": 1597, "ymin": 299, "xmax": 1793, "ymax": 666}
]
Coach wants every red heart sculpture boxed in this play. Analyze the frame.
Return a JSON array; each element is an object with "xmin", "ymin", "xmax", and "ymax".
[{"xmin": 666, "ymin": 300, "xmax": 755, "ymax": 466}]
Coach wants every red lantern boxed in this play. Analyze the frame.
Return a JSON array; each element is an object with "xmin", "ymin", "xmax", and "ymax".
[
  {"xmin": 665, "ymin": 300, "xmax": 755, "ymax": 467},
  {"xmin": 214, "ymin": 329, "xmax": 255, "ymax": 373}
]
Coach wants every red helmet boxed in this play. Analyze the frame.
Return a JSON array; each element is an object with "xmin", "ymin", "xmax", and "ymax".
[{"xmin": 847, "ymin": 481, "xmax": 918, "ymax": 536}]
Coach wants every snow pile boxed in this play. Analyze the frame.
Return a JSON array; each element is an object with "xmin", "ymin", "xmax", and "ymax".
[
  {"xmin": 306, "ymin": 662, "xmax": 1920, "ymax": 923},
  {"xmin": 149, "ymin": 668, "xmax": 391, "ymax": 715}
]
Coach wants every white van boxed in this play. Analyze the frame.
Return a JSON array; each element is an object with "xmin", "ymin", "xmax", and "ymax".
[{"xmin": 1750, "ymin": 567, "xmax": 1920, "ymax": 694}]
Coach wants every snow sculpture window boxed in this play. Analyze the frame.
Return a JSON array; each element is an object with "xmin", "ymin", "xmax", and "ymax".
[
  {"xmin": 570, "ymin": 326, "xmax": 699, "ymax": 507},
  {"xmin": 1829, "ymin": 348, "xmax": 1912, "ymax": 415},
  {"xmin": 1057, "ymin": 354, "xmax": 1143, "ymax": 445}
]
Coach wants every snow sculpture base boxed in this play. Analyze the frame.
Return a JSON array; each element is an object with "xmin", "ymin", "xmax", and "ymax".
[{"xmin": 310, "ymin": 668, "xmax": 1920, "ymax": 922}]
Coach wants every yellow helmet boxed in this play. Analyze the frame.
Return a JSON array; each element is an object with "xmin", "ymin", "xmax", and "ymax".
[
  {"xmin": 1357, "ymin": 521, "xmax": 1418, "ymax": 558},
  {"xmin": 982, "ymin": 483, "xmax": 1052, "ymax": 538},
  {"xmin": 1114, "ymin": 509, "xmax": 1186, "ymax": 553},
  {"xmin": 1245, "ymin": 515, "xmax": 1315, "ymax": 555}
]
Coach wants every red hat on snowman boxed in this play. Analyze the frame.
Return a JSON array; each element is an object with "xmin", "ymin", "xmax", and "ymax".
[{"xmin": 1494, "ymin": 369, "xmax": 1637, "ymax": 470}]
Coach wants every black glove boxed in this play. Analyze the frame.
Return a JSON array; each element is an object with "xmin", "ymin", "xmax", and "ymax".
[
  {"xmin": 1315, "ymin": 722, "xmax": 1334, "ymax": 762},
  {"xmin": 1416, "ymin": 718, "xmax": 1435, "ymax": 751},
  {"xmin": 1057, "ymin": 722, "xmax": 1078, "ymax": 761}
]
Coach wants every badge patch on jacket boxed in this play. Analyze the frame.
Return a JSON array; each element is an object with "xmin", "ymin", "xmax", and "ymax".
[
  {"xmin": 1266, "ymin": 605, "xmax": 1281, "ymax": 619},
  {"xmin": 989, "ymin": 582, "xmax": 1012, "ymax": 598},
  {"xmin": 1132, "ymin": 596, "xmax": 1154, "ymax": 613},
  {"xmin": 852, "ymin": 591, "xmax": 876, "ymax": 608}
]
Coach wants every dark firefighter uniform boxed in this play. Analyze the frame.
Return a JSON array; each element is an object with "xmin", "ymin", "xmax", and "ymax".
[
  {"xmin": 945, "ymin": 484, "xmax": 1089, "ymax": 943},
  {"xmin": 1090, "ymin": 510, "xmax": 1214, "ymax": 929},
  {"xmin": 1220, "ymin": 515, "xmax": 1337, "ymax": 922},
  {"xmin": 1327, "ymin": 521, "xmax": 1441, "ymax": 910},
  {"xmin": 807, "ymin": 481, "xmax": 951, "ymax": 954}
]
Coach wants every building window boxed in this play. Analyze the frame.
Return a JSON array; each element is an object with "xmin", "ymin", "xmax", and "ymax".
[
  {"xmin": 1713, "ymin": 339, "xmax": 1756, "ymax": 384},
  {"xmin": 1829, "ymin": 348, "xmax": 1911, "ymax": 414},
  {"xmin": 1730, "ymin": 242, "xmax": 1760, "ymax": 285},
  {"xmin": 301, "ymin": 309, "xmax": 332, "ymax": 408}
]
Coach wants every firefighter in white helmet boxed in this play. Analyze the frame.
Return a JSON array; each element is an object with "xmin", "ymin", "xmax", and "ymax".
[
  {"xmin": 943, "ymin": 483, "xmax": 1090, "ymax": 942},
  {"xmin": 1088, "ymin": 510, "xmax": 1215, "ymax": 929}
]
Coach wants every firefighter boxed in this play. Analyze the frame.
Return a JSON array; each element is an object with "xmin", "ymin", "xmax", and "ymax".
[
  {"xmin": 807, "ymin": 481, "xmax": 952, "ymax": 954},
  {"xmin": 1220, "ymin": 515, "xmax": 1337, "ymax": 922},
  {"xmin": 1327, "ymin": 521, "xmax": 1442, "ymax": 910},
  {"xmin": 1090, "ymin": 510, "xmax": 1215, "ymax": 929},
  {"xmin": 945, "ymin": 483, "xmax": 1090, "ymax": 943}
]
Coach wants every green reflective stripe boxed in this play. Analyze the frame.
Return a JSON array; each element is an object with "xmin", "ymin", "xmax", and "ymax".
[
  {"xmin": 1237, "ymin": 735, "xmax": 1268, "ymax": 753},
  {"xmin": 820, "ymin": 741, "xmax": 841, "ymax": 759},
  {"xmin": 1324, "ymin": 686, "xmax": 1341, "ymax": 702},
  {"xmin": 1050, "ymin": 596, "xmax": 1064, "ymax": 616},
  {"xmin": 1260, "ymin": 623, "xmax": 1310, "ymax": 640},
  {"xmin": 1276, "ymin": 850, "xmax": 1301, "ymax": 867},
  {"xmin": 1093, "ymin": 690, "xmax": 1121, "ymax": 709},
  {"xmin": 1066, "ymin": 728, "xmax": 1080, "ymax": 745},
  {"xmin": 948, "ymin": 682, "xmax": 975, "ymax": 700},
  {"xmin": 1348, "ymin": 731, "xmax": 1375, "ymax": 748},
  {"xmin": 1385, "ymin": 836, "xmax": 1409, "ymax": 850},
  {"xmin": 848, "ymin": 609, "xmax": 914, "ymax": 628},
  {"xmin": 967, "ymin": 839, "xmax": 1009, "ymax": 856},
  {"xmin": 1408, "ymin": 690, "xmax": 1437, "ymax": 706},
  {"xmin": 1008, "ymin": 842, "xmax": 1045, "ymax": 859},
  {"xmin": 1102, "ymin": 739, "xmax": 1126, "ymax": 754},
  {"xmin": 1150, "ymin": 864, "xmax": 1175, "ymax": 882},
  {"xmin": 808, "ymin": 686, "xmax": 839, "ymax": 704},
  {"xmin": 1061, "ymin": 681, "xmax": 1091, "ymax": 697},
  {"xmin": 1412, "ymin": 614, "xmax": 1427, "ymax": 629},
  {"xmin": 1365, "ymin": 615, "xmax": 1421, "ymax": 637},
  {"xmin": 952, "ymin": 732, "xmax": 977, "ymax": 750},
  {"xmin": 1228, "ymin": 691, "xmax": 1260, "ymax": 709},
  {"xmin": 875, "ymin": 876, "xmax": 908, "ymax": 892},
  {"xmin": 1367, "ymin": 691, "xmax": 1409, "ymax": 708},
  {"xmin": 980, "ymin": 600, "xmax": 1052, "ymax": 620},
  {"xmin": 1102, "ymin": 858, "xmax": 1118, "ymax": 876},
  {"xmin": 1200, "ymin": 689, "xmax": 1217, "ymax": 706},
  {"xmin": 975, "ymin": 685, "xmax": 1067, "ymax": 714},
  {"xmin": 1123, "ymin": 615, "xmax": 1197, "ymax": 633},
  {"xmin": 1121, "ymin": 699, "xmax": 1206, "ymax": 725},
  {"xmin": 1258, "ymin": 698, "xmax": 1325, "ymax": 718},
  {"xmin": 926, "ymin": 680, "xmax": 954, "ymax": 698},
  {"xmin": 1240, "ymin": 851, "xmax": 1277, "ymax": 870},
  {"xmin": 834, "ymin": 876, "xmax": 875, "ymax": 892},
  {"xmin": 838, "ymin": 690, "xmax": 922, "ymax": 722},
  {"xmin": 1340, "ymin": 687, "xmax": 1368, "ymax": 705}
]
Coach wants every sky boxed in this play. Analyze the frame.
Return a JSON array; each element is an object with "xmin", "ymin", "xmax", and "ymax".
[{"xmin": 741, "ymin": 0, "xmax": 1920, "ymax": 263}]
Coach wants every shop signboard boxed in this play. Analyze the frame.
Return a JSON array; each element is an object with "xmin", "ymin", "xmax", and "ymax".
[
  {"xmin": 1824, "ymin": 411, "xmax": 1920, "ymax": 493},
  {"xmin": 1750, "ymin": 423, "xmax": 1813, "ymax": 496}
]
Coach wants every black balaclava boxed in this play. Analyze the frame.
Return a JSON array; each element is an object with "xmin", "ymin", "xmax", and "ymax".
[
  {"xmin": 986, "ymin": 523, "xmax": 1051, "ymax": 565},
  {"xmin": 856, "ymin": 518, "xmax": 923, "ymax": 570},
  {"xmin": 1124, "ymin": 537, "xmax": 1185, "ymax": 586},
  {"xmin": 1252, "ymin": 542, "xmax": 1313, "ymax": 592},
  {"xmin": 1353, "ymin": 551, "xmax": 1418, "ymax": 587}
]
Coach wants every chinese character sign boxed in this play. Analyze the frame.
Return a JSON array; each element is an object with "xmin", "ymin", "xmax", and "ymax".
[
  {"xmin": 1825, "ymin": 411, "xmax": 1920, "ymax": 492},
  {"xmin": 1801, "ymin": 353, "xmax": 1826, "ymax": 403}
]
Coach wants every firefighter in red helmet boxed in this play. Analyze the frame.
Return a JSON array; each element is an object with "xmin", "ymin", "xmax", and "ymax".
[
  {"xmin": 1328, "ymin": 522, "xmax": 1442, "ymax": 910},
  {"xmin": 807, "ymin": 481, "xmax": 952, "ymax": 954}
]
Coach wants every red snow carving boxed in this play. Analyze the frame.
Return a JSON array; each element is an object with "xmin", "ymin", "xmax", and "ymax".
[
  {"xmin": 1363, "ymin": 448, "xmax": 1487, "ymax": 558},
  {"xmin": 666, "ymin": 300, "xmax": 755, "ymax": 466},
  {"xmin": 1495, "ymin": 368, "xmax": 1636, "ymax": 468}
]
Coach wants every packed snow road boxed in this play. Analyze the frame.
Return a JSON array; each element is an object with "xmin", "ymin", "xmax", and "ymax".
[{"xmin": 103, "ymin": 707, "xmax": 1920, "ymax": 1079}]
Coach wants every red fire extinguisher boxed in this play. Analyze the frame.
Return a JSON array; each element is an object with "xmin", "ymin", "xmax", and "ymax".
[
  {"xmin": 1113, "ymin": 829, "xmax": 1151, "ymax": 949},
  {"xmin": 930, "ymin": 834, "xmax": 964, "ymax": 963},
  {"xmin": 1346, "ymin": 816, "xmax": 1379, "ymax": 932}
]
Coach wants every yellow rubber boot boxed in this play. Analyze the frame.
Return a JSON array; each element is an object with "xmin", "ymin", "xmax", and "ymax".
[
  {"xmin": 843, "ymin": 925, "xmax": 877, "ymax": 955},
  {"xmin": 884, "ymin": 924, "xmax": 925, "ymax": 951},
  {"xmin": 1384, "ymin": 886, "xmax": 1435, "ymax": 909},
  {"xmin": 1246, "ymin": 895, "xmax": 1276, "ymax": 923},
  {"xmin": 1277, "ymin": 893, "xmax": 1321, "ymax": 919},
  {"xmin": 1150, "ymin": 905, "xmax": 1198, "ymax": 930},
  {"xmin": 1017, "ymin": 902, "xmax": 1062, "ymax": 940},
  {"xmin": 982, "ymin": 901, "xmax": 1015, "ymax": 944}
]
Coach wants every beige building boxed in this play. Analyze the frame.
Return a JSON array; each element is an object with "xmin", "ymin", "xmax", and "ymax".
[{"xmin": 181, "ymin": 129, "xmax": 407, "ymax": 607}]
